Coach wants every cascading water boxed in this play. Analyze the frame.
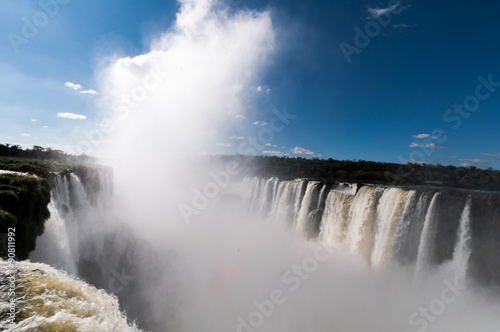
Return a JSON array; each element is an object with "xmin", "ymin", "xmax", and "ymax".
[
  {"xmin": 27, "ymin": 169, "xmax": 176, "ymax": 331},
  {"xmin": 16, "ymin": 172, "xmax": 500, "ymax": 332},
  {"xmin": 238, "ymin": 177, "xmax": 490, "ymax": 279},
  {"xmin": 415, "ymin": 192, "xmax": 441, "ymax": 273},
  {"xmin": 371, "ymin": 188, "xmax": 415, "ymax": 268},
  {"xmin": 0, "ymin": 260, "xmax": 142, "ymax": 332},
  {"xmin": 394, "ymin": 192, "xmax": 430, "ymax": 265},
  {"xmin": 295, "ymin": 181, "xmax": 319, "ymax": 235},
  {"xmin": 452, "ymin": 195, "xmax": 473, "ymax": 284},
  {"xmin": 319, "ymin": 190, "xmax": 354, "ymax": 248},
  {"xmin": 344, "ymin": 186, "xmax": 381, "ymax": 261}
]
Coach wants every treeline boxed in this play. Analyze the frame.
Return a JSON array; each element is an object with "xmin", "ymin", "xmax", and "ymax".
[
  {"xmin": 214, "ymin": 155, "xmax": 500, "ymax": 192},
  {"xmin": 0, "ymin": 143, "xmax": 95, "ymax": 163}
]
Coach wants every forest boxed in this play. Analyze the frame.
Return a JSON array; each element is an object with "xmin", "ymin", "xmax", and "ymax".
[{"xmin": 213, "ymin": 155, "xmax": 500, "ymax": 192}]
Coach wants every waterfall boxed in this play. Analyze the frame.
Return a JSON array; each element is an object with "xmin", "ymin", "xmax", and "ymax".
[
  {"xmin": 295, "ymin": 181, "xmax": 319, "ymax": 235},
  {"xmin": 21, "ymin": 173, "xmax": 500, "ymax": 332},
  {"xmin": 345, "ymin": 186, "xmax": 381, "ymax": 262},
  {"xmin": 239, "ymin": 177, "xmax": 479, "ymax": 273},
  {"xmin": 29, "ymin": 199, "xmax": 77, "ymax": 275},
  {"xmin": 394, "ymin": 192, "xmax": 429, "ymax": 265},
  {"xmin": 29, "ymin": 169, "xmax": 173, "ymax": 331},
  {"xmin": 415, "ymin": 192, "xmax": 441, "ymax": 273},
  {"xmin": 452, "ymin": 195, "xmax": 472, "ymax": 283},
  {"xmin": 271, "ymin": 180, "xmax": 305, "ymax": 226},
  {"xmin": 371, "ymin": 188, "xmax": 415, "ymax": 268},
  {"xmin": 319, "ymin": 190, "xmax": 354, "ymax": 248}
]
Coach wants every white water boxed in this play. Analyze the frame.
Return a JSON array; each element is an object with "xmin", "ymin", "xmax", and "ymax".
[
  {"xmin": 371, "ymin": 188, "xmax": 414, "ymax": 268},
  {"xmin": 295, "ymin": 181, "xmax": 319, "ymax": 235},
  {"xmin": 452, "ymin": 195, "xmax": 473, "ymax": 284},
  {"xmin": 320, "ymin": 190, "xmax": 354, "ymax": 248},
  {"xmin": 0, "ymin": 170, "xmax": 38, "ymax": 177},
  {"xmin": 0, "ymin": 260, "xmax": 141, "ymax": 331},
  {"xmin": 415, "ymin": 192, "xmax": 441, "ymax": 274}
]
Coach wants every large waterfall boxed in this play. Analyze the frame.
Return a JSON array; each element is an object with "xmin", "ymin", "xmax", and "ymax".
[
  {"xmin": 4, "ymin": 171, "xmax": 499, "ymax": 331},
  {"xmin": 238, "ymin": 176, "xmax": 499, "ymax": 279}
]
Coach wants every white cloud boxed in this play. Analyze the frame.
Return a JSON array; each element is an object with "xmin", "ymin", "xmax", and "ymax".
[
  {"xmin": 289, "ymin": 146, "xmax": 322, "ymax": 158},
  {"xmin": 65, "ymin": 81, "xmax": 82, "ymax": 90},
  {"xmin": 65, "ymin": 82, "xmax": 98, "ymax": 95},
  {"xmin": 453, "ymin": 157, "xmax": 489, "ymax": 164},
  {"xmin": 252, "ymin": 121, "xmax": 269, "ymax": 126},
  {"xmin": 255, "ymin": 85, "xmax": 271, "ymax": 95},
  {"xmin": 42, "ymin": 126, "xmax": 49, "ymax": 129},
  {"xmin": 81, "ymin": 89, "xmax": 98, "ymax": 95},
  {"xmin": 57, "ymin": 112, "xmax": 87, "ymax": 120},
  {"xmin": 403, "ymin": 157, "xmax": 438, "ymax": 164},
  {"xmin": 235, "ymin": 114, "xmax": 247, "ymax": 120},
  {"xmin": 409, "ymin": 143, "xmax": 445, "ymax": 149},
  {"xmin": 229, "ymin": 136, "xmax": 245, "ymax": 140},
  {"xmin": 368, "ymin": 3, "xmax": 400, "ymax": 18},
  {"xmin": 394, "ymin": 23, "xmax": 418, "ymax": 29},
  {"xmin": 30, "ymin": 119, "xmax": 37, "ymax": 122},
  {"xmin": 479, "ymin": 152, "xmax": 500, "ymax": 159},
  {"xmin": 412, "ymin": 133, "xmax": 438, "ymax": 140},
  {"xmin": 21, "ymin": 133, "xmax": 31, "ymax": 137},
  {"xmin": 263, "ymin": 150, "xmax": 286, "ymax": 157},
  {"xmin": 216, "ymin": 143, "xmax": 232, "ymax": 147}
]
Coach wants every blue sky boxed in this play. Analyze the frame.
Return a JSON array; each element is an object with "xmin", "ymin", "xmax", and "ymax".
[{"xmin": 1, "ymin": 0, "xmax": 499, "ymax": 169}]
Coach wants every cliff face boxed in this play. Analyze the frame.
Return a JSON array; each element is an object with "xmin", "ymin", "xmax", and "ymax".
[
  {"xmin": 469, "ymin": 193, "xmax": 500, "ymax": 287},
  {"xmin": 0, "ymin": 164, "xmax": 112, "ymax": 261},
  {"xmin": 434, "ymin": 190, "xmax": 465, "ymax": 264},
  {"xmin": 0, "ymin": 173, "xmax": 51, "ymax": 260}
]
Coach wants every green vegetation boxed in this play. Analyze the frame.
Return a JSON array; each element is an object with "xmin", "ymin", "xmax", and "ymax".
[
  {"xmin": 0, "ymin": 144, "xmax": 98, "ymax": 260},
  {"xmin": 213, "ymin": 155, "xmax": 500, "ymax": 192},
  {"xmin": 0, "ymin": 173, "xmax": 51, "ymax": 259}
]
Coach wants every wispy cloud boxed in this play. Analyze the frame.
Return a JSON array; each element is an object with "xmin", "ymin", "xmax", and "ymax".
[
  {"xmin": 57, "ymin": 112, "xmax": 87, "ymax": 120},
  {"xmin": 64, "ymin": 81, "xmax": 98, "ymax": 95},
  {"xmin": 412, "ymin": 133, "xmax": 437, "ymax": 140},
  {"xmin": 403, "ymin": 157, "xmax": 438, "ymax": 164},
  {"xmin": 451, "ymin": 156, "xmax": 490, "ymax": 167},
  {"xmin": 252, "ymin": 121, "xmax": 269, "ymax": 126},
  {"xmin": 255, "ymin": 85, "xmax": 271, "ymax": 95},
  {"xmin": 65, "ymin": 81, "xmax": 82, "ymax": 90},
  {"xmin": 368, "ymin": 3, "xmax": 401, "ymax": 18},
  {"xmin": 21, "ymin": 133, "xmax": 31, "ymax": 137},
  {"xmin": 289, "ymin": 146, "xmax": 322, "ymax": 158},
  {"xmin": 30, "ymin": 119, "xmax": 37, "ymax": 122},
  {"xmin": 263, "ymin": 150, "xmax": 286, "ymax": 157},
  {"xmin": 81, "ymin": 89, "xmax": 98, "ymax": 95},
  {"xmin": 265, "ymin": 143, "xmax": 278, "ymax": 147},
  {"xmin": 229, "ymin": 135, "xmax": 245, "ymax": 140},
  {"xmin": 216, "ymin": 143, "xmax": 232, "ymax": 147},
  {"xmin": 394, "ymin": 23, "xmax": 418, "ymax": 30},
  {"xmin": 409, "ymin": 142, "xmax": 446, "ymax": 149},
  {"xmin": 479, "ymin": 152, "xmax": 500, "ymax": 159}
]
